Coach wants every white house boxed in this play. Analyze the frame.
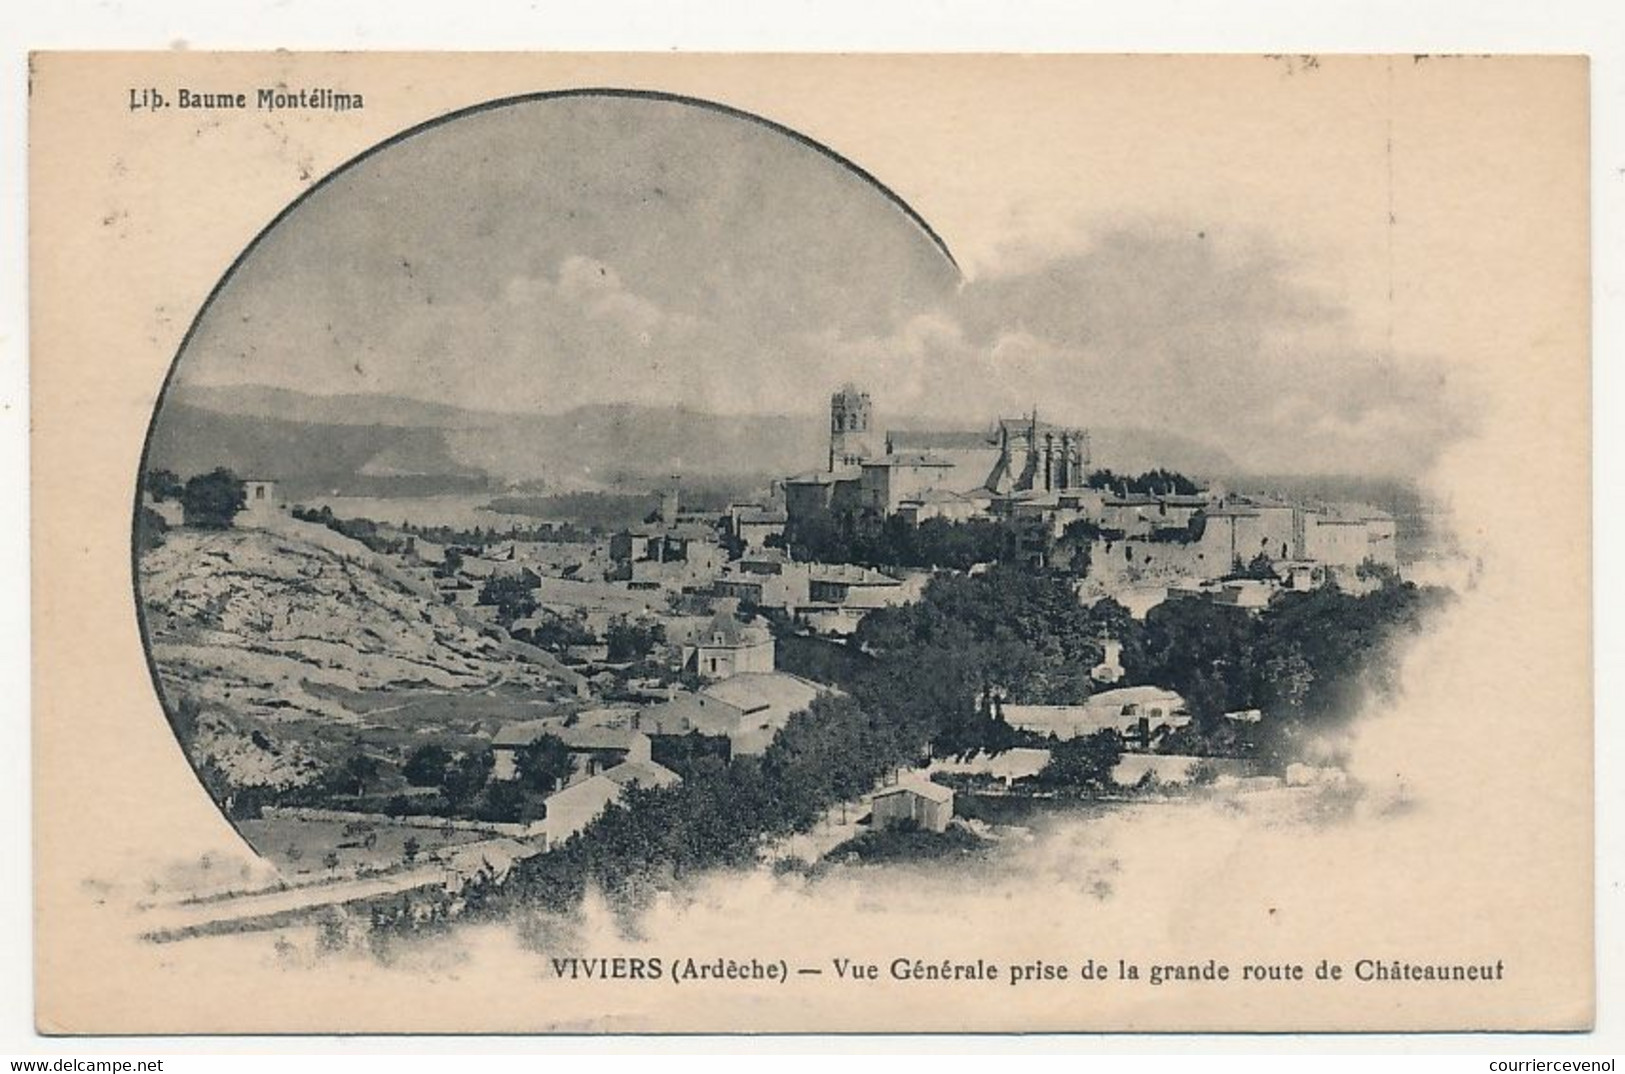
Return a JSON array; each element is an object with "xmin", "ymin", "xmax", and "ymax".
[
  {"xmin": 239, "ymin": 478, "xmax": 283, "ymax": 526},
  {"xmin": 541, "ymin": 759, "xmax": 681, "ymax": 844},
  {"xmin": 679, "ymin": 612, "xmax": 776, "ymax": 681},
  {"xmin": 870, "ymin": 781, "xmax": 955, "ymax": 833},
  {"xmin": 1002, "ymin": 685, "xmax": 1191, "ymax": 749},
  {"xmin": 698, "ymin": 672, "xmax": 824, "ymax": 755}
]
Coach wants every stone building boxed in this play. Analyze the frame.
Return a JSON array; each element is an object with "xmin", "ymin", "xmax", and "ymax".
[
  {"xmin": 828, "ymin": 384, "xmax": 883, "ymax": 470},
  {"xmin": 676, "ymin": 610, "xmax": 776, "ymax": 681},
  {"xmin": 785, "ymin": 386, "xmax": 1091, "ymax": 526},
  {"xmin": 238, "ymin": 478, "xmax": 283, "ymax": 527}
]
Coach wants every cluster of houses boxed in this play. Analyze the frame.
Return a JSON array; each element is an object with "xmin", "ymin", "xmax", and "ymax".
[
  {"xmin": 487, "ymin": 720, "xmax": 684, "ymax": 843},
  {"xmin": 484, "ymin": 662, "xmax": 828, "ymax": 842}
]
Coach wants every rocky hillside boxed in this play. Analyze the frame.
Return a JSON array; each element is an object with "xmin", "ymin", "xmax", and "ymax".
[{"xmin": 138, "ymin": 519, "xmax": 564, "ymax": 788}]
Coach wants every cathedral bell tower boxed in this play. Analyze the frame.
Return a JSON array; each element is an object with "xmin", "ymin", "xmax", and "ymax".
[{"xmin": 828, "ymin": 384, "xmax": 880, "ymax": 470}]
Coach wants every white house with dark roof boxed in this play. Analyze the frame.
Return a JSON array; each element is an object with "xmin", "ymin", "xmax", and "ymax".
[{"xmin": 727, "ymin": 504, "xmax": 789, "ymax": 549}]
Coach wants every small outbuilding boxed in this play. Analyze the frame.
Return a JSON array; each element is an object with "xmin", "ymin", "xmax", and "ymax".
[{"xmin": 870, "ymin": 781, "xmax": 955, "ymax": 833}]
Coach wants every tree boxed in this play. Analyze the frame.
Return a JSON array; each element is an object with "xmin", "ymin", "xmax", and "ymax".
[
  {"xmin": 440, "ymin": 749, "xmax": 493, "ymax": 807},
  {"xmin": 336, "ymin": 753, "xmax": 381, "ymax": 797},
  {"xmin": 181, "ymin": 468, "xmax": 246, "ymax": 529},
  {"xmin": 513, "ymin": 609, "xmax": 594, "ymax": 651},
  {"xmin": 166, "ymin": 694, "xmax": 202, "ymax": 749},
  {"xmin": 1139, "ymin": 598, "xmax": 1257, "ymax": 731},
  {"xmin": 514, "ymin": 734, "xmax": 574, "ymax": 793},
  {"xmin": 477, "ymin": 779, "xmax": 536, "ymax": 824},
  {"xmin": 437, "ymin": 546, "xmax": 465, "ymax": 578},
  {"xmin": 1356, "ymin": 558, "xmax": 1401, "ymax": 588},
  {"xmin": 478, "ymin": 573, "xmax": 539, "ymax": 623},
  {"xmin": 1087, "ymin": 468, "xmax": 1199, "ymax": 496},
  {"xmin": 136, "ymin": 505, "xmax": 170, "ymax": 552},
  {"xmin": 402, "ymin": 837, "xmax": 421, "ymax": 865},
  {"xmin": 402, "ymin": 744, "xmax": 453, "ymax": 788},
  {"xmin": 1037, "ymin": 730, "xmax": 1123, "ymax": 792},
  {"xmin": 144, "ymin": 468, "xmax": 184, "ymax": 501},
  {"xmin": 1229, "ymin": 551, "xmax": 1278, "ymax": 581},
  {"xmin": 606, "ymin": 616, "xmax": 663, "ymax": 662}
]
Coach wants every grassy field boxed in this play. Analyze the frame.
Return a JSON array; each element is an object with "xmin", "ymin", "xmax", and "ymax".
[
  {"xmin": 238, "ymin": 815, "xmax": 494, "ymax": 880},
  {"xmin": 306, "ymin": 681, "xmax": 569, "ymax": 731}
]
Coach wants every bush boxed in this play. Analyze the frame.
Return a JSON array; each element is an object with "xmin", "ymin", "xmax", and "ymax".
[
  {"xmin": 181, "ymin": 468, "xmax": 246, "ymax": 529},
  {"xmin": 144, "ymin": 468, "xmax": 184, "ymax": 502},
  {"xmin": 403, "ymin": 744, "xmax": 453, "ymax": 788},
  {"xmin": 1036, "ymin": 730, "xmax": 1123, "ymax": 792},
  {"xmin": 478, "ymin": 574, "xmax": 539, "ymax": 623},
  {"xmin": 136, "ymin": 505, "xmax": 170, "ymax": 551}
]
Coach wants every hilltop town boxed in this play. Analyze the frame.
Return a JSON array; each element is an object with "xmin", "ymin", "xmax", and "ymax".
[{"xmin": 132, "ymin": 384, "xmax": 1460, "ymax": 943}]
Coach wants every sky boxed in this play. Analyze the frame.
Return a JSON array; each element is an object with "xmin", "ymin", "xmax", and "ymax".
[{"xmin": 173, "ymin": 80, "xmax": 1484, "ymax": 477}]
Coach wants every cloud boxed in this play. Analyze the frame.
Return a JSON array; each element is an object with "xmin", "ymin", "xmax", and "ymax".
[
  {"xmin": 808, "ymin": 223, "xmax": 1473, "ymax": 477},
  {"xmin": 503, "ymin": 256, "xmax": 686, "ymax": 343},
  {"xmin": 182, "ymin": 214, "xmax": 1472, "ymax": 479}
]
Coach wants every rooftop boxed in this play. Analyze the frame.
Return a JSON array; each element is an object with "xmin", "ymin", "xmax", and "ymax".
[
  {"xmin": 996, "ymin": 417, "xmax": 1086, "ymax": 437},
  {"xmin": 700, "ymin": 672, "xmax": 822, "ymax": 720},
  {"xmin": 1320, "ymin": 501, "xmax": 1395, "ymax": 523},
  {"xmin": 602, "ymin": 759, "xmax": 682, "ymax": 790},
  {"xmin": 785, "ymin": 468, "xmax": 860, "ymax": 485},
  {"xmin": 874, "ymin": 780, "xmax": 955, "ymax": 805},
  {"xmin": 1087, "ymin": 685, "xmax": 1188, "ymax": 710},
  {"xmin": 900, "ymin": 488, "xmax": 973, "ymax": 506},
  {"xmin": 686, "ymin": 610, "xmax": 771, "ymax": 648},
  {"xmin": 634, "ymin": 692, "xmax": 746, "ymax": 736},
  {"xmin": 808, "ymin": 563, "xmax": 901, "ymax": 586},
  {"xmin": 863, "ymin": 452, "xmax": 955, "ymax": 469}
]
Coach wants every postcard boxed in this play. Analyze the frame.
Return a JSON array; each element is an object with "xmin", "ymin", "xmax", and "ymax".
[{"xmin": 29, "ymin": 51, "xmax": 1592, "ymax": 1033}]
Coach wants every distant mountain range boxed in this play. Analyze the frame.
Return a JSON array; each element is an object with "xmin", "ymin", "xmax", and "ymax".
[{"xmin": 147, "ymin": 383, "xmax": 1241, "ymax": 499}]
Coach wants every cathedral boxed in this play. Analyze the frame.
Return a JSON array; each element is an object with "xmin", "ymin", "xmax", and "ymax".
[{"xmin": 785, "ymin": 384, "xmax": 1091, "ymax": 524}]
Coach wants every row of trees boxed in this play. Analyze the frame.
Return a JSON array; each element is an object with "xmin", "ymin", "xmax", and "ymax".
[
  {"xmin": 1136, "ymin": 577, "xmax": 1447, "ymax": 762},
  {"xmin": 396, "ymin": 519, "xmax": 595, "ymax": 549},
  {"xmin": 498, "ymin": 691, "xmax": 931, "ymax": 915},
  {"xmin": 782, "ymin": 513, "xmax": 1036, "ymax": 572},
  {"xmin": 290, "ymin": 504, "xmax": 412, "ymax": 555},
  {"xmin": 804, "ymin": 561, "xmax": 1447, "ymax": 768},
  {"xmin": 1084, "ymin": 468, "xmax": 1202, "ymax": 496},
  {"xmin": 275, "ymin": 742, "xmax": 561, "ymax": 825}
]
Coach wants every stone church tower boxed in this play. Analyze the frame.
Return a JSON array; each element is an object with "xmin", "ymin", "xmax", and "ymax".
[{"xmin": 828, "ymin": 384, "xmax": 881, "ymax": 470}]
